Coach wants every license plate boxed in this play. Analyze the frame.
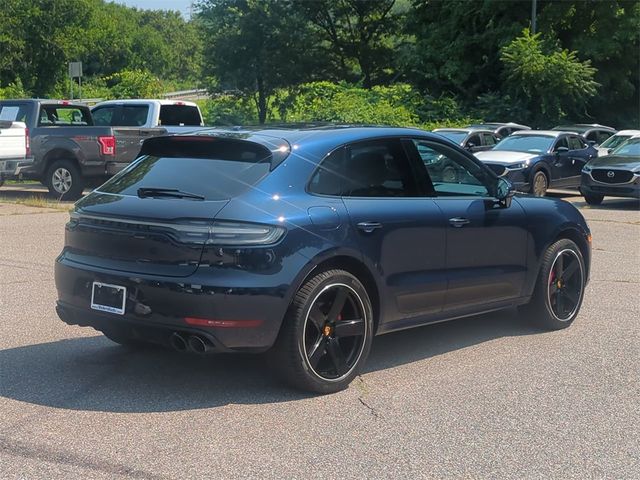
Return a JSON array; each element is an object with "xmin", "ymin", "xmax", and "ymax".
[{"xmin": 91, "ymin": 282, "xmax": 126, "ymax": 315}]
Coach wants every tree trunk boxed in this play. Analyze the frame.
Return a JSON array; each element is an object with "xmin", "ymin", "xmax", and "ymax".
[{"xmin": 256, "ymin": 75, "xmax": 267, "ymax": 124}]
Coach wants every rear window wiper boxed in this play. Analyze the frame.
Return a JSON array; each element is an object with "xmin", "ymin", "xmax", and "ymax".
[{"xmin": 137, "ymin": 187, "xmax": 205, "ymax": 201}]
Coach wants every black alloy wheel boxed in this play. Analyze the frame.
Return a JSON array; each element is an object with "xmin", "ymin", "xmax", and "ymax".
[
  {"xmin": 303, "ymin": 284, "xmax": 367, "ymax": 380},
  {"xmin": 547, "ymin": 249, "xmax": 584, "ymax": 322},
  {"xmin": 273, "ymin": 269, "xmax": 373, "ymax": 393},
  {"xmin": 520, "ymin": 238, "xmax": 586, "ymax": 330}
]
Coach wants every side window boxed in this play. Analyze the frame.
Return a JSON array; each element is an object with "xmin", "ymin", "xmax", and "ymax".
[
  {"xmin": 120, "ymin": 106, "xmax": 149, "ymax": 126},
  {"xmin": 410, "ymin": 140, "xmax": 493, "ymax": 197},
  {"xmin": 308, "ymin": 148, "xmax": 345, "ymax": 196},
  {"xmin": 482, "ymin": 133, "xmax": 497, "ymax": 146},
  {"xmin": 92, "ymin": 106, "xmax": 116, "ymax": 126},
  {"xmin": 554, "ymin": 137, "xmax": 569, "ymax": 151},
  {"xmin": 467, "ymin": 134, "xmax": 481, "ymax": 148},
  {"xmin": 597, "ymin": 131, "xmax": 612, "ymax": 144},
  {"xmin": 344, "ymin": 139, "xmax": 420, "ymax": 197},
  {"xmin": 585, "ymin": 131, "xmax": 598, "ymax": 142},
  {"xmin": 568, "ymin": 136, "xmax": 584, "ymax": 150}
]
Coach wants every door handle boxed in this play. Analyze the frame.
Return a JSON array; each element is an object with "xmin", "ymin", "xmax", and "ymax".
[
  {"xmin": 357, "ymin": 221, "xmax": 382, "ymax": 233},
  {"xmin": 449, "ymin": 217, "xmax": 470, "ymax": 228}
]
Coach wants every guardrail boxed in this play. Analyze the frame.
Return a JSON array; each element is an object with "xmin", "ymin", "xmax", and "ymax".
[{"xmin": 163, "ymin": 89, "xmax": 210, "ymax": 100}]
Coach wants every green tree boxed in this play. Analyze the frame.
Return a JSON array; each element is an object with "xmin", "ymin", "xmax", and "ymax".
[
  {"xmin": 296, "ymin": 0, "xmax": 406, "ymax": 88},
  {"xmin": 501, "ymin": 30, "xmax": 599, "ymax": 126},
  {"xmin": 104, "ymin": 69, "xmax": 164, "ymax": 98},
  {"xmin": 198, "ymin": 0, "xmax": 322, "ymax": 123}
]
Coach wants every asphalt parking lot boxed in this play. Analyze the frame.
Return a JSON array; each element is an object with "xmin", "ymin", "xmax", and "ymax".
[{"xmin": 1, "ymin": 184, "xmax": 638, "ymax": 479}]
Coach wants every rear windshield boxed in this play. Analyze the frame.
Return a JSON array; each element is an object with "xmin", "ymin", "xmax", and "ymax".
[
  {"xmin": 0, "ymin": 104, "xmax": 32, "ymax": 125},
  {"xmin": 98, "ymin": 139, "xmax": 272, "ymax": 200},
  {"xmin": 159, "ymin": 105, "xmax": 202, "ymax": 126},
  {"xmin": 39, "ymin": 105, "xmax": 92, "ymax": 126}
]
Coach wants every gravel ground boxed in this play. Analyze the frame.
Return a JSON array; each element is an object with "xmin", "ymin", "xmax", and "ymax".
[{"xmin": 0, "ymin": 185, "xmax": 638, "ymax": 479}]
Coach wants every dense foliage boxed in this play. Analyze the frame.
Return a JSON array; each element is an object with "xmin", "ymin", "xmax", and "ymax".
[{"xmin": 0, "ymin": 0, "xmax": 638, "ymax": 127}]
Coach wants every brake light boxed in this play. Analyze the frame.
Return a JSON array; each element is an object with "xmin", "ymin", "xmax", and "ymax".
[
  {"xmin": 25, "ymin": 127, "xmax": 31, "ymax": 157},
  {"xmin": 98, "ymin": 136, "xmax": 115, "ymax": 155},
  {"xmin": 184, "ymin": 317, "xmax": 263, "ymax": 328}
]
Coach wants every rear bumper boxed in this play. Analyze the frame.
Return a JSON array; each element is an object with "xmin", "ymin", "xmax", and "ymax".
[
  {"xmin": 54, "ymin": 255, "xmax": 305, "ymax": 352},
  {"xmin": 0, "ymin": 156, "xmax": 35, "ymax": 177}
]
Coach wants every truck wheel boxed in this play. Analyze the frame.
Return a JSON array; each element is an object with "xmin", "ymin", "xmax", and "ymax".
[{"xmin": 46, "ymin": 160, "xmax": 85, "ymax": 200}]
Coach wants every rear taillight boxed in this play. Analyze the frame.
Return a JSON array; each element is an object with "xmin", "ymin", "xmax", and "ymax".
[
  {"xmin": 98, "ymin": 136, "xmax": 115, "ymax": 156},
  {"xmin": 25, "ymin": 127, "xmax": 31, "ymax": 157}
]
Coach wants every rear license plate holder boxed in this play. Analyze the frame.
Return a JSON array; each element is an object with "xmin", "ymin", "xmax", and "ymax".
[{"xmin": 91, "ymin": 282, "xmax": 126, "ymax": 315}]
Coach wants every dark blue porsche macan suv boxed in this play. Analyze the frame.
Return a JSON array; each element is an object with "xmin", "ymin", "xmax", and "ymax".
[{"xmin": 55, "ymin": 127, "xmax": 592, "ymax": 393}]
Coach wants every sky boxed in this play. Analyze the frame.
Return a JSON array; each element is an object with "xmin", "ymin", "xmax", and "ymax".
[{"xmin": 112, "ymin": 0, "xmax": 194, "ymax": 19}]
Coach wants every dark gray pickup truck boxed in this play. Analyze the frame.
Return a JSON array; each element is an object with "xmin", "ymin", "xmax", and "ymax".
[{"xmin": 0, "ymin": 99, "xmax": 166, "ymax": 199}]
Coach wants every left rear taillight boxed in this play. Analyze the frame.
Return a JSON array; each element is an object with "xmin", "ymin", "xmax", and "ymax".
[
  {"xmin": 25, "ymin": 127, "xmax": 31, "ymax": 157},
  {"xmin": 98, "ymin": 135, "xmax": 116, "ymax": 156}
]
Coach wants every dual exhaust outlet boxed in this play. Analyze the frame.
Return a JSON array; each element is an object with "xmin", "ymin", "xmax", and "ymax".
[{"xmin": 170, "ymin": 332, "xmax": 213, "ymax": 354}]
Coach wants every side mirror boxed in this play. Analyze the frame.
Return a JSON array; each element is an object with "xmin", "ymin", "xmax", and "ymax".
[
  {"xmin": 607, "ymin": 148, "xmax": 614, "ymax": 154},
  {"xmin": 496, "ymin": 177, "xmax": 515, "ymax": 208},
  {"xmin": 555, "ymin": 146, "xmax": 569, "ymax": 155},
  {"xmin": 587, "ymin": 140, "xmax": 596, "ymax": 146},
  {"xmin": 466, "ymin": 142, "xmax": 476, "ymax": 150}
]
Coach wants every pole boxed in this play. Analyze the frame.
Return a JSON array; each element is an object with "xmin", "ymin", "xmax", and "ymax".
[{"xmin": 531, "ymin": 0, "xmax": 537, "ymax": 34}]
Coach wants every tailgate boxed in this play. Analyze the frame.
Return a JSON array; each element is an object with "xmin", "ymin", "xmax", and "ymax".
[
  {"xmin": 114, "ymin": 128, "xmax": 167, "ymax": 164},
  {"xmin": 0, "ymin": 121, "xmax": 27, "ymax": 160}
]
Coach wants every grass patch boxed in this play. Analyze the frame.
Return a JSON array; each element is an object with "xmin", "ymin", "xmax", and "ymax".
[{"xmin": 0, "ymin": 195, "xmax": 72, "ymax": 211}]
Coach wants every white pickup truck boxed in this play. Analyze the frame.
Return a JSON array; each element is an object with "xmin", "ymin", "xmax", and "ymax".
[
  {"xmin": 91, "ymin": 99, "xmax": 205, "ymax": 133},
  {"xmin": 0, "ymin": 120, "xmax": 33, "ymax": 185}
]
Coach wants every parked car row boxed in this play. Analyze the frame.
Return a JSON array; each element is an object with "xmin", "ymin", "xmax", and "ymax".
[{"xmin": 441, "ymin": 122, "xmax": 639, "ymax": 204}]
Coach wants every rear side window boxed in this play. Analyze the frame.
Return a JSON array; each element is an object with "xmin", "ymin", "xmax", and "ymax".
[
  {"xmin": 0, "ymin": 104, "xmax": 31, "ymax": 124},
  {"xmin": 39, "ymin": 106, "xmax": 92, "ymax": 126},
  {"xmin": 98, "ymin": 139, "xmax": 272, "ymax": 201},
  {"xmin": 159, "ymin": 105, "xmax": 202, "ymax": 126},
  {"xmin": 308, "ymin": 139, "xmax": 421, "ymax": 197},
  {"xmin": 92, "ymin": 106, "xmax": 115, "ymax": 126},
  {"xmin": 568, "ymin": 136, "xmax": 585, "ymax": 150},
  {"xmin": 120, "ymin": 105, "xmax": 149, "ymax": 126}
]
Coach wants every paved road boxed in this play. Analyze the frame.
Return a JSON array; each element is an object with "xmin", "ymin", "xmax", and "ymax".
[{"xmin": 1, "ymin": 186, "xmax": 638, "ymax": 479}]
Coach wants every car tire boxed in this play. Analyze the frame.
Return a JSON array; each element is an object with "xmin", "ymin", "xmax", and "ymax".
[
  {"xmin": 583, "ymin": 193, "xmax": 604, "ymax": 205},
  {"xmin": 530, "ymin": 169, "xmax": 548, "ymax": 197},
  {"xmin": 272, "ymin": 269, "xmax": 374, "ymax": 394},
  {"xmin": 519, "ymin": 238, "xmax": 586, "ymax": 330},
  {"xmin": 46, "ymin": 160, "xmax": 85, "ymax": 200}
]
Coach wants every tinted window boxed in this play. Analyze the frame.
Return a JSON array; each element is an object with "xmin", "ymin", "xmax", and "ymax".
[
  {"xmin": 98, "ymin": 140, "xmax": 272, "ymax": 201},
  {"xmin": 308, "ymin": 139, "xmax": 421, "ymax": 197},
  {"xmin": 467, "ymin": 134, "xmax": 481, "ymax": 147},
  {"xmin": 554, "ymin": 137, "xmax": 569, "ymax": 151},
  {"xmin": 159, "ymin": 105, "xmax": 202, "ymax": 126},
  {"xmin": 92, "ymin": 106, "xmax": 116, "ymax": 126},
  {"xmin": 308, "ymin": 148, "xmax": 345, "ymax": 196},
  {"xmin": 585, "ymin": 131, "xmax": 598, "ymax": 142},
  {"xmin": 120, "ymin": 105, "xmax": 149, "ymax": 126},
  {"xmin": 482, "ymin": 133, "xmax": 497, "ymax": 146},
  {"xmin": 597, "ymin": 131, "xmax": 613, "ymax": 144},
  {"xmin": 568, "ymin": 136, "xmax": 585, "ymax": 150},
  {"xmin": 411, "ymin": 140, "xmax": 492, "ymax": 197}
]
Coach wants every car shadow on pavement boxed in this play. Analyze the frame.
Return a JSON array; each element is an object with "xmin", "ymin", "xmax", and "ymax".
[
  {"xmin": 0, "ymin": 308, "xmax": 539, "ymax": 413},
  {"xmin": 571, "ymin": 198, "xmax": 640, "ymax": 211}
]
